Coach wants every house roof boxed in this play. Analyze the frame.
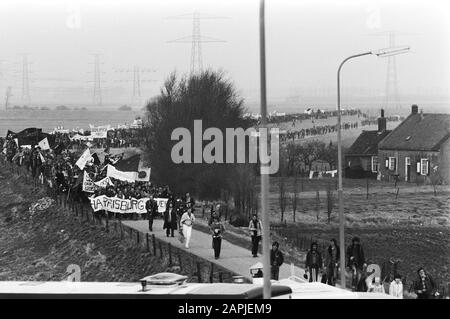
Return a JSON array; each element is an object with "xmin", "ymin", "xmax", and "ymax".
[
  {"xmin": 378, "ymin": 113, "xmax": 450, "ymax": 151},
  {"xmin": 346, "ymin": 130, "xmax": 392, "ymax": 156}
]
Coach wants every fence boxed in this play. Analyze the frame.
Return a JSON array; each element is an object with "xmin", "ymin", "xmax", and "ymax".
[{"xmin": 0, "ymin": 155, "xmax": 239, "ymax": 284}]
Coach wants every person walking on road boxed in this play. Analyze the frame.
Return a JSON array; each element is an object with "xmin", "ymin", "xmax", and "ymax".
[
  {"xmin": 248, "ymin": 214, "xmax": 262, "ymax": 257},
  {"xmin": 209, "ymin": 212, "xmax": 225, "ymax": 259},
  {"xmin": 146, "ymin": 195, "xmax": 157, "ymax": 232},
  {"xmin": 180, "ymin": 208, "xmax": 195, "ymax": 249},
  {"xmin": 270, "ymin": 241, "xmax": 284, "ymax": 280},
  {"xmin": 346, "ymin": 237, "xmax": 366, "ymax": 291},
  {"xmin": 325, "ymin": 238, "xmax": 340, "ymax": 286},
  {"xmin": 305, "ymin": 242, "xmax": 323, "ymax": 282},
  {"xmin": 163, "ymin": 200, "xmax": 178, "ymax": 237},
  {"xmin": 389, "ymin": 274, "xmax": 404, "ymax": 298},
  {"xmin": 413, "ymin": 267, "xmax": 437, "ymax": 299}
]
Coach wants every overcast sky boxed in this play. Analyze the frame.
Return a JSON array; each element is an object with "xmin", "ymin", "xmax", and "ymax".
[{"xmin": 0, "ymin": 0, "xmax": 448, "ymax": 109}]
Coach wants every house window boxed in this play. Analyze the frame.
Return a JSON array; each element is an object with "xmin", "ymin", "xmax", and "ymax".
[
  {"xmin": 371, "ymin": 156, "xmax": 379, "ymax": 173},
  {"xmin": 420, "ymin": 158, "xmax": 429, "ymax": 175},
  {"xmin": 388, "ymin": 157, "xmax": 396, "ymax": 171}
]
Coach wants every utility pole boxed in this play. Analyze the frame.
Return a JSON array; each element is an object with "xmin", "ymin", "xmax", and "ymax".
[
  {"xmin": 92, "ymin": 54, "xmax": 103, "ymax": 106},
  {"xmin": 5, "ymin": 86, "xmax": 12, "ymax": 110},
  {"xmin": 365, "ymin": 31, "xmax": 416, "ymax": 113},
  {"xmin": 167, "ymin": 12, "xmax": 228, "ymax": 75},
  {"xmin": 259, "ymin": 0, "xmax": 271, "ymax": 299},
  {"xmin": 114, "ymin": 65, "xmax": 156, "ymax": 106},
  {"xmin": 21, "ymin": 54, "xmax": 31, "ymax": 106}
]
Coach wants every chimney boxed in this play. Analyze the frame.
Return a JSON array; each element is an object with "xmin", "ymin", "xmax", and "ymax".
[
  {"xmin": 411, "ymin": 104, "xmax": 418, "ymax": 115},
  {"xmin": 378, "ymin": 108, "xmax": 387, "ymax": 132}
]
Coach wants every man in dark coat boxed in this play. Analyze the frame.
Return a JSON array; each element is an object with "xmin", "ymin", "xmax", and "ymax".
[
  {"xmin": 163, "ymin": 200, "xmax": 177, "ymax": 237},
  {"xmin": 413, "ymin": 267, "xmax": 437, "ymax": 299},
  {"xmin": 270, "ymin": 241, "xmax": 284, "ymax": 280},
  {"xmin": 305, "ymin": 242, "xmax": 323, "ymax": 282},
  {"xmin": 346, "ymin": 237, "xmax": 367, "ymax": 291},
  {"xmin": 146, "ymin": 195, "xmax": 157, "ymax": 232}
]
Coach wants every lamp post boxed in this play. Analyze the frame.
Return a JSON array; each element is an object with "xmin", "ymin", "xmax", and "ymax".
[
  {"xmin": 337, "ymin": 46, "xmax": 409, "ymax": 289},
  {"xmin": 259, "ymin": 0, "xmax": 271, "ymax": 299}
]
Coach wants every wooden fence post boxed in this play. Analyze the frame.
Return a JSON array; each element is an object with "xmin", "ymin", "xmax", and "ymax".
[
  {"xmin": 168, "ymin": 243, "xmax": 172, "ymax": 266},
  {"xmin": 159, "ymin": 241, "xmax": 163, "ymax": 259},
  {"xmin": 209, "ymin": 263, "xmax": 214, "ymax": 283},
  {"xmin": 146, "ymin": 234, "xmax": 150, "ymax": 252},
  {"xmin": 219, "ymin": 272, "xmax": 223, "ymax": 283},
  {"xmin": 178, "ymin": 252, "xmax": 183, "ymax": 271},
  {"xmin": 152, "ymin": 234, "xmax": 157, "ymax": 256},
  {"xmin": 136, "ymin": 231, "xmax": 140, "ymax": 245},
  {"xmin": 105, "ymin": 213, "xmax": 109, "ymax": 233},
  {"xmin": 197, "ymin": 262, "xmax": 202, "ymax": 283}
]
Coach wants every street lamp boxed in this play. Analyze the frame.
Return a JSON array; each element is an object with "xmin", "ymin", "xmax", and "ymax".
[{"xmin": 336, "ymin": 46, "xmax": 410, "ymax": 289}]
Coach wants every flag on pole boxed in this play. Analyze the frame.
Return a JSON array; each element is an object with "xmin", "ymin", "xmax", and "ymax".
[
  {"xmin": 136, "ymin": 160, "xmax": 151, "ymax": 182},
  {"xmin": 113, "ymin": 154, "xmax": 140, "ymax": 172},
  {"xmin": 75, "ymin": 148, "xmax": 92, "ymax": 170},
  {"xmin": 38, "ymin": 137, "xmax": 50, "ymax": 150}
]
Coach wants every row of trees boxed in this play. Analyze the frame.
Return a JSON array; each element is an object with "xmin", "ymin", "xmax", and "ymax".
[{"xmin": 282, "ymin": 140, "xmax": 339, "ymax": 176}]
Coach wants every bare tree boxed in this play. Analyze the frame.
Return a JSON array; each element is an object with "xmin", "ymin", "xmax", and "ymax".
[
  {"xmin": 326, "ymin": 182, "xmax": 334, "ymax": 224},
  {"xmin": 291, "ymin": 171, "xmax": 299, "ymax": 222},
  {"xmin": 315, "ymin": 190, "xmax": 320, "ymax": 222},
  {"xmin": 279, "ymin": 174, "xmax": 287, "ymax": 223}
]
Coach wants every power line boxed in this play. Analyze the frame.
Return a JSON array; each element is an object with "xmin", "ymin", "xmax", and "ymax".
[
  {"xmin": 365, "ymin": 30, "xmax": 417, "ymax": 112},
  {"xmin": 114, "ymin": 65, "xmax": 156, "ymax": 106},
  {"xmin": 90, "ymin": 54, "xmax": 103, "ymax": 106},
  {"xmin": 167, "ymin": 11, "xmax": 228, "ymax": 75},
  {"xmin": 21, "ymin": 54, "xmax": 31, "ymax": 106}
]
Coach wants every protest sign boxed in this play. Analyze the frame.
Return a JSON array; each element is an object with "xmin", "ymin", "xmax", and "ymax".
[
  {"xmin": 38, "ymin": 137, "xmax": 50, "ymax": 150},
  {"xmin": 89, "ymin": 124, "xmax": 111, "ymax": 138},
  {"xmin": 155, "ymin": 198, "xmax": 168, "ymax": 213},
  {"xmin": 89, "ymin": 195, "xmax": 149, "ymax": 214},
  {"xmin": 106, "ymin": 164, "xmax": 136, "ymax": 182},
  {"xmin": 82, "ymin": 171, "xmax": 96, "ymax": 193},
  {"xmin": 75, "ymin": 149, "xmax": 92, "ymax": 170}
]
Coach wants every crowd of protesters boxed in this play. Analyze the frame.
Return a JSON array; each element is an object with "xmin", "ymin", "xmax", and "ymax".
[
  {"xmin": 0, "ymin": 127, "xmax": 442, "ymax": 298},
  {"xmin": 279, "ymin": 122, "xmax": 359, "ymax": 143},
  {"xmin": 50, "ymin": 128, "xmax": 146, "ymax": 151}
]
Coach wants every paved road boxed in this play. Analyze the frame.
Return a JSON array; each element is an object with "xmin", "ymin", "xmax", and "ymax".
[{"xmin": 122, "ymin": 219, "xmax": 307, "ymax": 282}]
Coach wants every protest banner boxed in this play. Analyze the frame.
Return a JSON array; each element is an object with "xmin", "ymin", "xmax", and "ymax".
[
  {"xmin": 106, "ymin": 164, "xmax": 136, "ymax": 182},
  {"xmin": 155, "ymin": 198, "xmax": 168, "ymax": 213},
  {"xmin": 82, "ymin": 171, "xmax": 96, "ymax": 193},
  {"xmin": 89, "ymin": 124, "xmax": 111, "ymax": 138},
  {"xmin": 94, "ymin": 176, "xmax": 114, "ymax": 188},
  {"xmin": 89, "ymin": 195, "xmax": 149, "ymax": 214},
  {"xmin": 38, "ymin": 137, "xmax": 50, "ymax": 150},
  {"xmin": 75, "ymin": 149, "xmax": 92, "ymax": 170}
]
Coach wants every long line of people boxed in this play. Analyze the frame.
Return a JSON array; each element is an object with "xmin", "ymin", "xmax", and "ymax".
[{"xmin": 279, "ymin": 122, "xmax": 359, "ymax": 143}]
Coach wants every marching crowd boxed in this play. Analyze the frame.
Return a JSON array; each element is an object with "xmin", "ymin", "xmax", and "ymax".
[
  {"xmin": 0, "ymin": 129, "xmax": 442, "ymax": 299},
  {"xmin": 279, "ymin": 122, "xmax": 359, "ymax": 143}
]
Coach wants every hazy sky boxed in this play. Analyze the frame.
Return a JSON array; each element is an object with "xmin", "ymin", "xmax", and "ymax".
[{"xmin": 0, "ymin": 0, "xmax": 449, "ymax": 108}]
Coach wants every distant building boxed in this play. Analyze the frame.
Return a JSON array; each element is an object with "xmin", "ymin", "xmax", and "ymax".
[
  {"xmin": 345, "ymin": 109, "xmax": 391, "ymax": 179},
  {"xmin": 378, "ymin": 105, "xmax": 450, "ymax": 184}
]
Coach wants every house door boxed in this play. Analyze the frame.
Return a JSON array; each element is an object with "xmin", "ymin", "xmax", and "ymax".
[{"xmin": 405, "ymin": 157, "xmax": 411, "ymax": 182}]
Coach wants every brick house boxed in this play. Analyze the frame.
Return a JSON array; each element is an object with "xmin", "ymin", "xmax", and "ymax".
[
  {"xmin": 378, "ymin": 105, "xmax": 450, "ymax": 184},
  {"xmin": 345, "ymin": 109, "xmax": 391, "ymax": 179}
]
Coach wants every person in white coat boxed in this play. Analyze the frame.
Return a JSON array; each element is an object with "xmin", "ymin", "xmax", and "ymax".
[
  {"xmin": 180, "ymin": 208, "xmax": 195, "ymax": 249},
  {"xmin": 389, "ymin": 274, "xmax": 404, "ymax": 299}
]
